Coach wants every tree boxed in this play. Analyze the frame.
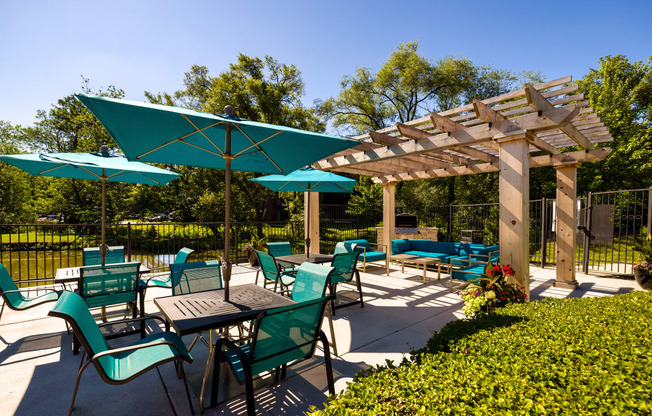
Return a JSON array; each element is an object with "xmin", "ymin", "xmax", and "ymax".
[
  {"xmin": 317, "ymin": 42, "xmax": 540, "ymax": 137},
  {"xmin": 0, "ymin": 122, "xmax": 37, "ymax": 223},
  {"xmin": 577, "ymin": 55, "xmax": 652, "ymax": 193},
  {"xmin": 146, "ymin": 55, "xmax": 325, "ymax": 230},
  {"xmin": 320, "ymin": 42, "xmax": 542, "ymax": 210}
]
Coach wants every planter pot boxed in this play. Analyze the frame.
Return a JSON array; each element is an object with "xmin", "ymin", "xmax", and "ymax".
[
  {"xmin": 633, "ymin": 267, "xmax": 652, "ymax": 290},
  {"xmin": 247, "ymin": 251, "xmax": 259, "ymax": 267}
]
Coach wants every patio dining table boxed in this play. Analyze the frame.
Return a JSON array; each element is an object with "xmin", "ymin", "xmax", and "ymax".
[
  {"xmin": 275, "ymin": 253, "xmax": 333, "ymax": 266},
  {"xmin": 154, "ymin": 284, "xmax": 295, "ymax": 412}
]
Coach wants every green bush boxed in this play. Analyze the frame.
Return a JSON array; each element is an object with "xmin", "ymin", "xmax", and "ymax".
[{"xmin": 311, "ymin": 291, "xmax": 652, "ymax": 415}]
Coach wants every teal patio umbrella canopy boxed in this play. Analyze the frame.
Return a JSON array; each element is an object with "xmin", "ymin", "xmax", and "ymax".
[
  {"xmin": 0, "ymin": 149, "xmax": 180, "ymax": 264},
  {"xmin": 75, "ymin": 94, "xmax": 359, "ymax": 300},
  {"xmin": 250, "ymin": 167, "xmax": 357, "ymax": 256}
]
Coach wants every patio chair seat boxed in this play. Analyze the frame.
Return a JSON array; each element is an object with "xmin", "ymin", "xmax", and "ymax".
[
  {"xmin": 102, "ymin": 331, "xmax": 192, "ymax": 381},
  {"xmin": 8, "ymin": 290, "xmax": 61, "ymax": 309}
]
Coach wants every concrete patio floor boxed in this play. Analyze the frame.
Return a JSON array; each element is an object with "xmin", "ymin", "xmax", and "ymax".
[{"xmin": 0, "ymin": 264, "xmax": 640, "ymax": 416}]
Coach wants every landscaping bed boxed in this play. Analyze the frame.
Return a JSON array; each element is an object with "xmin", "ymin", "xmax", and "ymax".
[{"xmin": 312, "ymin": 291, "xmax": 652, "ymax": 415}]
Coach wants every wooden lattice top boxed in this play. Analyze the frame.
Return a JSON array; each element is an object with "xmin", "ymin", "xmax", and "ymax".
[{"xmin": 315, "ymin": 76, "xmax": 613, "ymax": 183}]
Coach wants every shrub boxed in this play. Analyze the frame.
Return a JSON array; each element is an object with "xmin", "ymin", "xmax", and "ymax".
[{"xmin": 310, "ymin": 291, "xmax": 652, "ymax": 415}]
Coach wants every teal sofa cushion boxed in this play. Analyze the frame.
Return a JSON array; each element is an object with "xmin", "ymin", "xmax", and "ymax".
[
  {"xmin": 391, "ymin": 239, "xmax": 411, "ymax": 254},
  {"xmin": 343, "ymin": 239, "xmax": 372, "ymax": 251}
]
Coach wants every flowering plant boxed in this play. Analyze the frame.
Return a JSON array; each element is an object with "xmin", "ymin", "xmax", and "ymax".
[{"xmin": 459, "ymin": 262, "xmax": 527, "ymax": 318}]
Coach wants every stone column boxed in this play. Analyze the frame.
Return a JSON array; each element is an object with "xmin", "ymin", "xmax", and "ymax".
[
  {"xmin": 498, "ymin": 137, "xmax": 530, "ymax": 299},
  {"xmin": 554, "ymin": 164, "xmax": 579, "ymax": 289}
]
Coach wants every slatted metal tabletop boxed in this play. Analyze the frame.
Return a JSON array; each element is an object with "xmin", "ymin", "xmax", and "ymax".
[
  {"xmin": 154, "ymin": 284, "xmax": 295, "ymax": 336},
  {"xmin": 275, "ymin": 253, "xmax": 333, "ymax": 266}
]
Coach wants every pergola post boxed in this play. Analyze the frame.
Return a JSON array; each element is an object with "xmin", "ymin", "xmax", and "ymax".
[
  {"xmin": 382, "ymin": 183, "xmax": 396, "ymax": 255},
  {"xmin": 305, "ymin": 192, "xmax": 320, "ymax": 254},
  {"xmin": 554, "ymin": 165, "xmax": 579, "ymax": 289},
  {"xmin": 498, "ymin": 137, "xmax": 530, "ymax": 299}
]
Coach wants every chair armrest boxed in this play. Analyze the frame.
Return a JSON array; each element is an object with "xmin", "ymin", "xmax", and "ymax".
[
  {"xmin": 97, "ymin": 314, "xmax": 168, "ymax": 329},
  {"xmin": 218, "ymin": 337, "xmax": 250, "ymax": 363},
  {"xmin": 1, "ymin": 287, "xmax": 61, "ymax": 296},
  {"xmin": 449, "ymin": 258, "xmax": 487, "ymax": 266}
]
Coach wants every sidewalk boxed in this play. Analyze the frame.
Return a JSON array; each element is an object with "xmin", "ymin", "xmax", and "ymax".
[{"xmin": 0, "ymin": 265, "xmax": 640, "ymax": 416}]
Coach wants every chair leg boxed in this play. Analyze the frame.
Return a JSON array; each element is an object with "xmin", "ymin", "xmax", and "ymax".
[
  {"xmin": 319, "ymin": 331, "xmax": 336, "ymax": 396},
  {"xmin": 254, "ymin": 268, "xmax": 260, "ymax": 286},
  {"xmin": 0, "ymin": 302, "xmax": 5, "ymax": 324},
  {"xmin": 328, "ymin": 283, "xmax": 337, "ymax": 316},
  {"xmin": 67, "ymin": 358, "xmax": 93, "ymax": 416},
  {"xmin": 243, "ymin": 362, "xmax": 256, "ymax": 416},
  {"xmin": 178, "ymin": 358, "xmax": 195, "ymax": 415},
  {"xmin": 326, "ymin": 304, "xmax": 338, "ymax": 357},
  {"xmin": 356, "ymin": 270, "xmax": 364, "ymax": 308}
]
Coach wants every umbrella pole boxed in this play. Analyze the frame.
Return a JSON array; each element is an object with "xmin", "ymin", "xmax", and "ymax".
[
  {"xmin": 223, "ymin": 124, "xmax": 232, "ymax": 301},
  {"xmin": 101, "ymin": 174, "xmax": 107, "ymax": 266}
]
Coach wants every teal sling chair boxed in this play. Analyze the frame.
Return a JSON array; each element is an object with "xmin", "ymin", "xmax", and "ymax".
[
  {"xmin": 139, "ymin": 247, "xmax": 194, "ymax": 315},
  {"xmin": 211, "ymin": 294, "xmax": 336, "ymax": 415},
  {"xmin": 48, "ymin": 291, "xmax": 194, "ymax": 416},
  {"xmin": 0, "ymin": 263, "xmax": 62, "ymax": 325}
]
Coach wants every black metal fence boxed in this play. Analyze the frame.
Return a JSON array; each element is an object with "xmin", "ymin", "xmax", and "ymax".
[{"xmin": 3, "ymin": 188, "xmax": 650, "ymax": 285}]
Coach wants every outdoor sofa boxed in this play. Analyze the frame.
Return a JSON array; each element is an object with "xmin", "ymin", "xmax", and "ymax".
[{"xmin": 390, "ymin": 239, "xmax": 499, "ymax": 266}]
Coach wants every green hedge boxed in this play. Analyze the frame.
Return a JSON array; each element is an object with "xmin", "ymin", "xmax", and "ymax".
[{"xmin": 311, "ymin": 291, "xmax": 652, "ymax": 415}]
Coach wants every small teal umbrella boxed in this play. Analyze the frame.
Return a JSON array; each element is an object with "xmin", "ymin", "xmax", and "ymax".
[
  {"xmin": 251, "ymin": 167, "xmax": 357, "ymax": 256},
  {"xmin": 0, "ymin": 148, "xmax": 180, "ymax": 264},
  {"xmin": 76, "ymin": 94, "xmax": 359, "ymax": 300}
]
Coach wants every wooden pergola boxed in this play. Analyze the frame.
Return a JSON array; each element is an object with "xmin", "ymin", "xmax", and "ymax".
[{"xmin": 308, "ymin": 75, "xmax": 613, "ymax": 297}]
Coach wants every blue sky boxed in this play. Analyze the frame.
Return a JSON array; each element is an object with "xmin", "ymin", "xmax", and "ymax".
[{"xmin": 1, "ymin": 0, "xmax": 650, "ymax": 129}]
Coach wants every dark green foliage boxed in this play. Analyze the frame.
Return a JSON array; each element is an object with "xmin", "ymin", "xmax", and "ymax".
[{"xmin": 311, "ymin": 291, "xmax": 652, "ymax": 415}]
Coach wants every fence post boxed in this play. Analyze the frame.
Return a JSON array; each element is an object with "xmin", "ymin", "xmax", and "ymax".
[
  {"xmin": 356, "ymin": 206, "xmax": 360, "ymax": 239},
  {"xmin": 127, "ymin": 222, "xmax": 132, "ymax": 262},
  {"xmin": 541, "ymin": 198, "xmax": 547, "ymax": 267},
  {"xmin": 582, "ymin": 192, "xmax": 592, "ymax": 273},
  {"xmin": 449, "ymin": 205, "xmax": 453, "ymax": 241},
  {"xmin": 647, "ymin": 186, "xmax": 652, "ymax": 240},
  {"xmin": 234, "ymin": 221, "xmax": 239, "ymax": 265}
]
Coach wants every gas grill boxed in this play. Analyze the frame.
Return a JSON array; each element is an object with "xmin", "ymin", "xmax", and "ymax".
[{"xmin": 395, "ymin": 213, "xmax": 419, "ymax": 234}]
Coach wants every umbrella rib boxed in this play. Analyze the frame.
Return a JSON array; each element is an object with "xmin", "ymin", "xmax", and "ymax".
[
  {"xmin": 36, "ymin": 164, "xmax": 70, "ymax": 176},
  {"xmin": 104, "ymin": 170, "xmax": 163, "ymax": 185},
  {"xmin": 68, "ymin": 165, "xmax": 105, "ymax": 180},
  {"xmin": 135, "ymin": 119, "xmax": 225, "ymax": 159},
  {"xmin": 232, "ymin": 125, "xmax": 283, "ymax": 173},
  {"xmin": 181, "ymin": 115, "xmax": 226, "ymax": 156}
]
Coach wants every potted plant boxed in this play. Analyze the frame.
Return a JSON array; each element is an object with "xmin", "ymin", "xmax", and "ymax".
[
  {"xmin": 458, "ymin": 263, "xmax": 527, "ymax": 318},
  {"xmin": 242, "ymin": 233, "xmax": 267, "ymax": 266},
  {"xmin": 632, "ymin": 236, "xmax": 652, "ymax": 290}
]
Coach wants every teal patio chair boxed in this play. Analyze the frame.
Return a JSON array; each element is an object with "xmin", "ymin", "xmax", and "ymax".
[
  {"xmin": 82, "ymin": 246, "xmax": 125, "ymax": 266},
  {"xmin": 73, "ymin": 262, "xmax": 142, "ymax": 354},
  {"xmin": 212, "ymin": 296, "xmax": 335, "ymax": 416},
  {"xmin": 265, "ymin": 241, "xmax": 297, "ymax": 273},
  {"xmin": 253, "ymin": 250, "xmax": 296, "ymax": 293},
  {"xmin": 170, "ymin": 260, "xmax": 223, "ymax": 351},
  {"xmin": 139, "ymin": 247, "xmax": 194, "ymax": 314},
  {"xmin": 48, "ymin": 291, "xmax": 194, "ymax": 416},
  {"xmin": 0, "ymin": 263, "xmax": 62, "ymax": 325},
  {"xmin": 170, "ymin": 259, "xmax": 222, "ymax": 295},
  {"xmin": 290, "ymin": 262, "xmax": 339, "ymax": 356},
  {"xmin": 329, "ymin": 250, "xmax": 364, "ymax": 311}
]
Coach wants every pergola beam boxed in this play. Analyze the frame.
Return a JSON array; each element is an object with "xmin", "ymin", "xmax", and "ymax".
[
  {"xmin": 524, "ymin": 84, "xmax": 593, "ymax": 150},
  {"xmin": 367, "ymin": 148, "xmax": 612, "ymax": 183}
]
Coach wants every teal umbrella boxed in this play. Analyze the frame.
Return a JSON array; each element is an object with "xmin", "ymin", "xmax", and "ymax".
[
  {"xmin": 250, "ymin": 167, "xmax": 357, "ymax": 256},
  {"xmin": 0, "ymin": 148, "xmax": 180, "ymax": 265},
  {"xmin": 75, "ymin": 94, "xmax": 359, "ymax": 300}
]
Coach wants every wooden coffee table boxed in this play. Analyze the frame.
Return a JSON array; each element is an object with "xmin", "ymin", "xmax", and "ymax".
[{"xmin": 388, "ymin": 254, "xmax": 441, "ymax": 283}]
